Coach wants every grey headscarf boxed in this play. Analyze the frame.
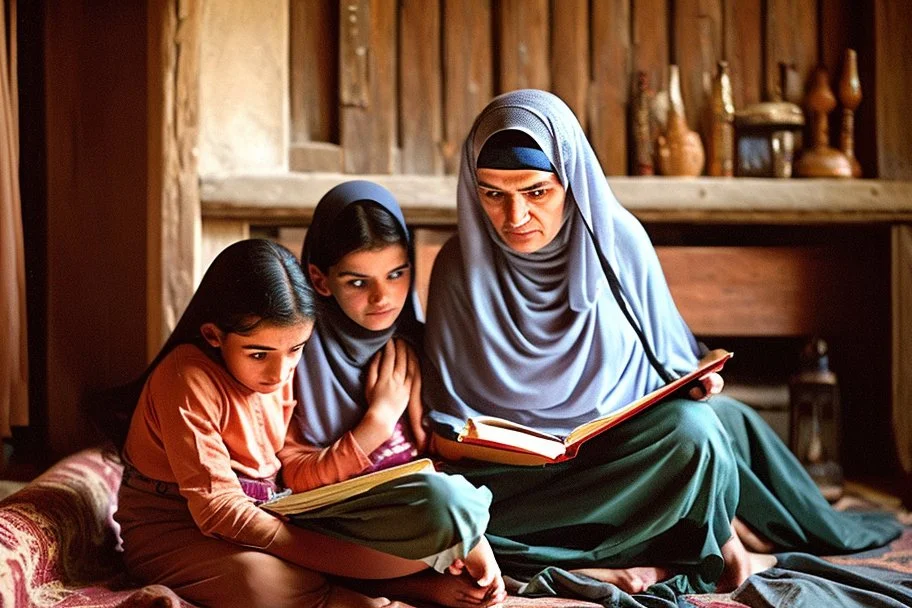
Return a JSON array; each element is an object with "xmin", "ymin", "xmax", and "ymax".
[
  {"xmin": 423, "ymin": 89, "xmax": 700, "ymax": 436},
  {"xmin": 292, "ymin": 181, "xmax": 422, "ymax": 446}
]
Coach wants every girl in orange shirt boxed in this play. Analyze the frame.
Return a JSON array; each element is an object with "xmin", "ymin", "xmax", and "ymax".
[{"xmin": 111, "ymin": 238, "xmax": 499, "ymax": 608}]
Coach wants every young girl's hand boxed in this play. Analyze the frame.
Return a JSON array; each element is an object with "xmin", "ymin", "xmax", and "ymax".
[{"xmin": 364, "ymin": 339, "xmax": 415, "ymax": 437}]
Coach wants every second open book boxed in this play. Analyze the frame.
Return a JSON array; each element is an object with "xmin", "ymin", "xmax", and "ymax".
[{"xmin": 432, "ymin": 349, "xmax": 734, "ymax": 466}]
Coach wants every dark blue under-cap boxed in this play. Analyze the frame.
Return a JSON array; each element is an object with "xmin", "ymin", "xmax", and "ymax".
[{"xmin": 476, "ymin": 130, "xmax": 555, "ymax": 172}]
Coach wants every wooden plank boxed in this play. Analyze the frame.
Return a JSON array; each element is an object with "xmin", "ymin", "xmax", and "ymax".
[
  {"xmin": 589, "ymin": 0, "xmax": 630, "ymax": 176},
  {"xmin": 723, "ymin": 0, "xmax": 761, "ymax": 108},
  {"xmin": 442, "ymin": 0, "xmax": 493, "ymax": 174},
  {"xmin": 289, "ymin": 142, "xmax": 343, "ymax": 173},
  {"xmin": 673, "ymin": 0, "xmax": 723, "ymax": 138},
  {"xmin": 819, "ymin": 0, "xmax": 850, "ymax": 79},
  {"xmin": 149, "ymin": 0, "xmax": 202, "ymax": 355},
  {"xmin": 765, "ymin": 0, "xmax": 819, "ymax": 101},
  {"xmin": 550, "ymin": 0, "xmax": 589, "ymax": 129},
  {"xmin": 496, "ymin": 0, "xmax": 550, "ymax": 93},
  {"xmin": 399, "ymin": 0, "xmax": 443, "ymax": 174},
  {"xmin": 892, "ymin": 225, "xmax": 912, "ymax": 475},
  {"xmin": 413, "ymin": 228, "xmax": 454, "ymax": 315},
  {"xmin": 201, "ymin": 219, "xmax": 250, "ymax": 279},
  {"xmin": 200, "ymin": 174, "xmax": 912, "ymax": 226},
  {"xmin": 198, "ymin": 0, "xmax": 288, "ymax": 174},
  {"xmin": 631, "ymin": 0, "xmax": 668, "ymax": 96},
  {"xmin": 289, "ymin": 0, "xmax": 337, "ymax": 145},
  {"xmin": 875, "ymin": 0, "xmax": 912, "ymax": 179},
  {"xmin": 656, "ymin": 246, "xmax": 853, "ymax": 336},
  {"xmin": 340, "ymin": 0, "xmax": 398, "ymax": 174}
]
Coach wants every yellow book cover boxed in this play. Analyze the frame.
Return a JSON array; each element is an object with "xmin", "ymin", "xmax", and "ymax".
[
  {"xmin": 262, "ymin": 458, "xmax": 436, "ymax": 516},
  {"xmin": 433, "ymin": 350, "xmax": 733, "ymax": 466}
]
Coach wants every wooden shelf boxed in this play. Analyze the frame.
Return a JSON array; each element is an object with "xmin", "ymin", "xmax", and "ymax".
[{"xmin": 200, "ymin": 174, "xmax": 912, "ymax": 226}]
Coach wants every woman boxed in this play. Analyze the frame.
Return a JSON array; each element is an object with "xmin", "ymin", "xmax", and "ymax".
[{"xmin": 422, "ymin": 89, "xmax": 901, "ymax": 600}]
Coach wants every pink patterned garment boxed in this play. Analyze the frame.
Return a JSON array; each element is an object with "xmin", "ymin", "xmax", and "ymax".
[
  {"xmin": 364, "ymin": 419, "xmax": 420, "ymax": 473},
  {"xmin": 0, "ymin": 448, "xmax": 195, "ymax": 607}
]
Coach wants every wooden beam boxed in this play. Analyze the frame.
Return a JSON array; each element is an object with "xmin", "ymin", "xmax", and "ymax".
[
  {"xmin": 399, "ymin": 0, "xmax": 443, "ymax": 174},
  {"xmin": 496, "ymin": 0, "xmax": 550, "ymax": 92},
  {"xmin": 589, "ymin": 0, "xmax": 630, "ymax": 176},
  {"xmin": 893, "ymin": 225, "xmax": 912, "ymax": 475},
  {"xmin": 148, "ymin": 0, "xmax": 202, "ymax": 357},
  {"xmin": 200, "ymin": 174, "xmax": 912, "ymax": 226},
  {"xmin": 551, "ymin": 0, "xmax": 589, "ymax": 130}
]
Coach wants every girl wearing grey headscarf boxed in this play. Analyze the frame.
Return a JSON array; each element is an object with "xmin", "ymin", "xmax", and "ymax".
[
  {"xmin": 423, "ymin": 90, "xmax": 900, "ymax": 599},
  {"xmin": 281, "ymin": 180, "xmax": 506, "ymax": 606}
]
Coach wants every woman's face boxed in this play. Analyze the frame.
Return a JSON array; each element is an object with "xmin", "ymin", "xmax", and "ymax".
[
  {"xmin": 201, "ymin": 319, "xmax": 313, "ymax": 393},
  {"xmin": 309, "ymin": 244, "xmax": 411, "ymax": 331},
  {"xmin": 475, "ymin": 168, "xmax": 566, "ymax": 253}
]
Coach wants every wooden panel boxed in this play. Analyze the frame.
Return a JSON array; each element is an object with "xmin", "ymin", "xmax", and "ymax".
[
  {"xmin": 289, "ymin": 0, "xmax": 337, "ymax": 144},
  {"xmin": 724, "ymin": 0, "xmax": 761, "ymax": 108},
  {"xmin": 442, "ymin": 0, "xmax": 493, "ymax": 174},
  {"xmin": 198, "ymin": 0, "xmax": 288, "ymax": 174},
  {"xmin": 631, "ymin": 0, "xmax": 668, "ymax": 95},
  {"xmin": 674, "ymin": 0, "xmax": 723, "ymax": 137},
  {"xmin": 149, "ymin": 0, "xmax": 202, "ymax": 354},
  {"xmin": 589, "ymin": 0, "xmax": 630, "ymax": 176},
  {"xmin": 413, "ymin": 228, "xmax": 454, "ymax": 315},
  {"xmin": 45, "ymin": 0, "xmax": 150, "ymax": 457},
  {"xmin": 876, "ymin": 0, "xmax": 912, "ymax": 179},
  {"xmin": 550, "ymin": 0, "xmax": 589, "ymax": 128},
  {"xmin": 341, "ymin": 0, "xmax": 398, "ymax": 174},
  {"xmin": 892, "ymin": 225, "xmax": 912, "ymax": 474},
  {"xmin": 201, "ymin": 219, "xmax": 249, "ymax": 278},
  {"xmin": 819, "ymin": 0, "xmax": 851, "ymax": 79},
  {"xmin": 289, "ymin": 142, "xmax": 343, "ymax": 173},
  {"xmin": 400, "ymin": 0, "xmax": 443, "ymax": 174},
  {"xmin": 496, "ymin": 0, "xmax": 550, "ymax": 93},
  {"xmin": 765, "ymin": 0, "xmax": 819, "ymax": 100},
  {"xmin": 656, "ymin": 246, "xmax": 853, "ymax": 336}
]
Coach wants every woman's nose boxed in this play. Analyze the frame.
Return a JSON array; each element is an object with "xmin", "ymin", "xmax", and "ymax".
[
  {"xmin": 369, "ymin": 283, "xmax": 386, "ymax": 304},
  {"xmin": 505, "ymin": 195, "xmax": 529, "ymax": 226}
]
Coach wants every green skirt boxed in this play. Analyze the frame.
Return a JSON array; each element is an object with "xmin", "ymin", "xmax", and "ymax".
[
  {"xmin": 708, "ymin": 395, "xmax": 902, "ymax": 553},
  {"xmin": 439, "ymin": 398, "xmax": 739, "ymax": 594},
  {"xmin": 287, "ymin": 470, "xmax": 493, "ymax": 571}
]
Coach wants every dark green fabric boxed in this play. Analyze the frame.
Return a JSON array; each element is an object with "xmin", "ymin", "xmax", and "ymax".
[
  {"xmin": 734, "ymin": 551, "xmax": 912, "ymax": 608},
  {"xmin": 708, "ymin": 395, "xmax": 902, "ymax": 553},
  {"xmin": 439, "ymin": 399, "xmax": 739, "ymax": 594},
  {"xmin": 285, "ymin": 471, "xmax": 492, "ymax": 563}
]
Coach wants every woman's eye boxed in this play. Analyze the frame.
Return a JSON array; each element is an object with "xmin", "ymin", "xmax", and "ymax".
[
  {"xmin": 249, "ymin": 352, "xmax": 267, "ymax": 361},
  {"xmin": 388, "ymin": 269, "xmax": 406, "ymax": 280},
  {"xmin": 348, "ymin": 279, "xmax": 366, "ymax": 288},
  {"xmin": 527, "ymin": 189, "xmax": 546, "ymax": 199},
  {"xmin": 480, "ymin": 189, "xmax": 502, "ymax": 201}
]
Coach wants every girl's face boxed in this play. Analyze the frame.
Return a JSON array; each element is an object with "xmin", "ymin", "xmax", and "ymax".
[
  {"xmin": 201, "ymin": 319, "xmax": 314, "ymax": 393},
  {"xmin": 309, "ymin": 244, "xmax": 411, "ymax": 332}
]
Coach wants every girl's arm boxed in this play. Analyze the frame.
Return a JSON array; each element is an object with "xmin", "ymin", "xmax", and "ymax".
[{"xmin": 278, "ymin": 422, "xmax": 373, "ymax": 491}]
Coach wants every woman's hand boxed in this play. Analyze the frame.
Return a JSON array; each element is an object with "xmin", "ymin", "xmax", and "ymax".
[{"xmin": 689, "ymin": 371, "xmax": 724, "ymax": 400}]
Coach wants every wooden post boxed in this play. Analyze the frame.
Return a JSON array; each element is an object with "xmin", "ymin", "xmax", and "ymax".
[
  {"xmin": 147, "ymin": 0, "xmax": 202, "ymax": 357},
  {"xmin": 589, "ymin": 0, "xmax": 630, "ymax": 176}
]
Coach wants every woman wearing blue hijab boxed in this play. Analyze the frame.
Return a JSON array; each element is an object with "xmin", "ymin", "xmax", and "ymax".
[{"xmin": 422, "ymin": 90, "xmax": 901, "ymax": 600}]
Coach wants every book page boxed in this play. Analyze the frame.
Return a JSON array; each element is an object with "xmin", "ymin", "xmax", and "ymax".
[
  {"xmin": 262, "ymin": 458, "xmax": 435, "ymax": 516},
  {"xmin": 460, "ymin": 417, "xmax": 567, "ymax": 460}
]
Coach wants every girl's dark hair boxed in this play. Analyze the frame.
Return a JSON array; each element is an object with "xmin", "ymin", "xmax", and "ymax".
[
  {"xmin": 89, "ymin": 239, "xmax": 316, "ymax": 450},
  {"xmin": 308, "ymin": 200, "xmax": 408, "ymax": 272}
]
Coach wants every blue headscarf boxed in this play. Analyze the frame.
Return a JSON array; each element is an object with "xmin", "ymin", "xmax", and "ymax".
[
  {"xmin": 423, "ymin": 89, "xmax": 700, "ymax": 436},
  {"xmin": 292, "ymin": 181, "xmax": 423, "ymax": 446}
]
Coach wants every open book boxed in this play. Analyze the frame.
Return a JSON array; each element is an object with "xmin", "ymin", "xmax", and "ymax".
[
  {"xmin": 261, "ymin": 458, "xmax": 435, "ymax": 516},
  {"xmin": 432, "ymin": 350, "xmax": 733, "ymax": 466}
]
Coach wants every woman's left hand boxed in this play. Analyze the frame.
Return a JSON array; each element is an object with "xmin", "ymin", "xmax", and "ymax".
[{"xmin": 689, "ymin": 371, "xmax": 724, "ymax": 401}]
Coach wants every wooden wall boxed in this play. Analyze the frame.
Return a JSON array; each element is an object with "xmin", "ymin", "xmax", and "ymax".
[{"xmin": 280, "ymin": 0, "xmax": 866, "ymax": 178}]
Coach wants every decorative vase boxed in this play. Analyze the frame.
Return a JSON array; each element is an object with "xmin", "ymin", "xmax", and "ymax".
[
  {"xmin": 795, "ymin": 65, "xmax": 852, "ymax": 178},
  {"xmin": 708, "ymin": 60, "xmax": 735, "ymax": 177},
  {"xmin": 838, "ymin": 49, "xmax": 862, "ymax": 177},
  {"xmin": 657, "ymin": 65, "xmax": 705, "ymax": 177}
]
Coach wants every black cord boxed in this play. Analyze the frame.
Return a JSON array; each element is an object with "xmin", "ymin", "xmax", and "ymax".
[{"xmin": 575, "ymin": 204, "xmax": 677, "ymax": 384}]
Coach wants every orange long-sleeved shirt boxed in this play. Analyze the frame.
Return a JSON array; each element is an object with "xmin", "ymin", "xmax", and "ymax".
[{"xmin": 124, "ymin": 344, "xmax": 299, "ymax": 548}]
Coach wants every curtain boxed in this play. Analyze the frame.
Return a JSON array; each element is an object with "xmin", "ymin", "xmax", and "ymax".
[{"xmin": 1, "ymin": 0, "xmax": 28, "ymax": 439}]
